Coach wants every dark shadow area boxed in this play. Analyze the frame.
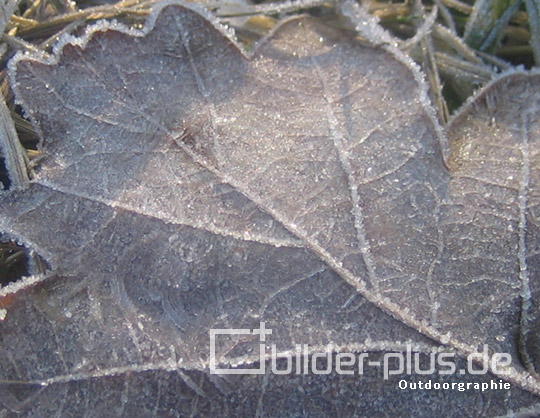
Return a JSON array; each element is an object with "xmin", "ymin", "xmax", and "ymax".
[
  {"xmin": 0, "ymin": 157, "xmax": 10, "ymax": 189},
  {"xmin": 0, "ymin": 238, "xmax": 29, "ymax": 286}
]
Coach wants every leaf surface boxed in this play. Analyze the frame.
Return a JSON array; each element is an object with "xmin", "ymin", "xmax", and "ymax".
[{"xmin": 1, "ymin": 1, "xmax": 540, "ymax": 415}]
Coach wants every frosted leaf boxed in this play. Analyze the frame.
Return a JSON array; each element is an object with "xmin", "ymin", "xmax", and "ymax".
[
  {"xmin": 1, "ymin": 1, "xmax": 540, "ymax": 415},
  {"xmin": 0, "ymin": 0, "xmax": 18, "ymax": 36},
  {"xmin": 339, "ymin": 0, "xmax": 394, "ymax": 46}
]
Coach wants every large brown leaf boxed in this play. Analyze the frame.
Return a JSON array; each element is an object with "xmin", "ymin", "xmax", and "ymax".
[{"xmin": 1, "ymin": 1, "xmax": 540, "ymax": 415}]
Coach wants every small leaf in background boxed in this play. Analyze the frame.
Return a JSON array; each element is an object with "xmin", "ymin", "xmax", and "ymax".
[{"xmin": 0, "ymin": 0, "xmax": 18, "ymax": 36}]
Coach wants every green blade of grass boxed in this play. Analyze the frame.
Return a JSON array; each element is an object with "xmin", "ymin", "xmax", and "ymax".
[
  {"xmin": 524, "ymin": 0, "xmax": 540, "ymax": 64},
  {"xmin": 465, "ymin": 0, "xmax": 521, "ymax": 52}
]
